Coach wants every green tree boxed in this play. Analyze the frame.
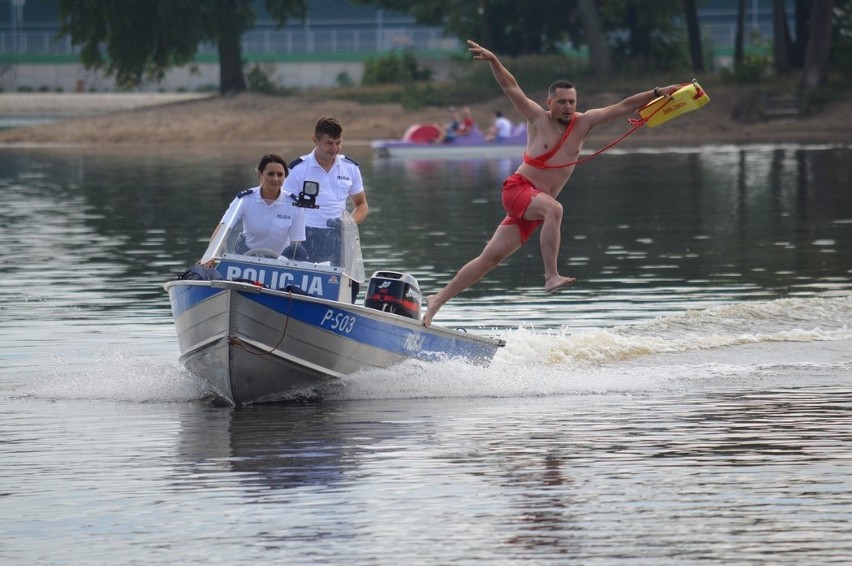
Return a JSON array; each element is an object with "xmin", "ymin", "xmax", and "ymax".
[
  {"xmin": 576, "ymin": 0, "xmax": 612, "ymax": 74},
  {"xmin": 733, "ymin": 0, "xmax": 746, "ymax": 71},
  {"xmin": 771, "ymin": 0, "xmax": 793, "ymax": 75},
  {"xmin": 683, "ymin": 0, "xmax": 704, "ymax": 73},
  {"xmin": 57, "ymin": 0, "xmax": 307, "ymax": 94},
  {"xmin": 352, "ymin": 0, "xmax": 581, "ymax": 56},
  {"xmin": 800, "ymin": 0, "xmax": 835, "ymax": 90},
  {"xmin": 596, "ymin": 0, "xmax": 687, "ymax": 72},
  {"xmin": 362, "ymin": 49, "xmax": 432, "ymax": 85},
  {"xmin": 793, "ymin": 0, "xmax": 811, "ymax": 67},
  {"xmin": 355, "ymin": 0, "xmax": 689, "ymax": 72},
  {"xmin": 834, "ymin": 0, "xmax": 852, "ymax": 82}
]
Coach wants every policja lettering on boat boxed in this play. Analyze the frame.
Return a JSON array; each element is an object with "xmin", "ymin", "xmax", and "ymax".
[{"xmin": 223, "ymin": 264, "xmax": 328, "ymax": 295}]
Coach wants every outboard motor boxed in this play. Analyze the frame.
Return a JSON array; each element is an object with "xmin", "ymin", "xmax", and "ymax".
[{"xmin": 364, "ymin": 271, "xmax": 422, "ymax": 320}]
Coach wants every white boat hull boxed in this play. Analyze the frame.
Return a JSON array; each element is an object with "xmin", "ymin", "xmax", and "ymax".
[
  {"xmin": 371, "ymin": 141, "xmax": 525, "ymax": 159},
  {"xmin": 371, "ymin": 123, "xmax": 527, "ymax": 159},
  {"xmin": 166, "ymin": 279, "xmax": 503, "ymax": 406}
]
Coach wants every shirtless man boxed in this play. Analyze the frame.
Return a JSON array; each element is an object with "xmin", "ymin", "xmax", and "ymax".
[{"xmin": 423, "ymin": 39, "xmax": 681, "ymax": 327}]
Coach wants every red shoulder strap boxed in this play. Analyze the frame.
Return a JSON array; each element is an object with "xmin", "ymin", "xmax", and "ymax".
[
  {"xmin": 535, "ymin": 82, "xmax": 692, "ymax": 169},
  {"xmin": 523, "ymin": 114, "xmax": 576, "ymax": 168}
]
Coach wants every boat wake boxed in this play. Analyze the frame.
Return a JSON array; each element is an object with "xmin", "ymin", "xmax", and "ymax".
[
  {"xmin": 510, "ymin": 295, "xmax": 852, "ymax": 366},
  {"xmin": 333, "ymin": 295, "xmax": 852, "ymax": 400},
  {"xmin": 19, "ymin": 351, "xmax": 209, "ymax": 404},
  {"xmin": 14, "ymin": 295, "xmax": 850, "ymax": 404}
]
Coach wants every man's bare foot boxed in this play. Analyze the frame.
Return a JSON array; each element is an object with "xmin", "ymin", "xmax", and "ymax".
[
  {"xmin": 545, "ymin": 276, "xmax": 576, "ymax": 294},
  {"xmin": 422, "ymin": 295, "xmax": 439, "ymax": 327}
]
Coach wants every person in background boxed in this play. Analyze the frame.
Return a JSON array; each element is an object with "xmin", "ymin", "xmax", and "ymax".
[
  {"xmin": 284, "ymin": 116, "xmax": 368, "ymax": 265},
  {"xmin": 436, "ymin": 106, "xmax": 477, "ymax": 143},
  {"xmin": 206, "ymin": 153, "xmax": 304, "ymax": 259},
  {"xmin": 422, "ymin": 40, "xmax": 681, "ymax": 327},
  {"xmin": 435, "ymin": 106, "xmax": 462, "ymax": 143},
  {"xmin": 486, "ymin": 110, "xmax": 514, "ymax": 141},
  {"xmin": 457, "ymin": 106, "xmax": 476, "ymax": 136}
]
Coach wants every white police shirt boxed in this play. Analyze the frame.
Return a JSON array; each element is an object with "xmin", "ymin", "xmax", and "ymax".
[
  {"xmin": 220, "ymin": 186, "xmax": 306, "ymax": 252},
  {"xmin": 284, "ymin": 151, "xmax": 364, "ymax": 229}
]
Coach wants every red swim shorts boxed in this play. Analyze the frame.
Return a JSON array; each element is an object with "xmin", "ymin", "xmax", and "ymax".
[{"xmin": 500, "ymin": 173, "xmax": 543, "ymax": 244}]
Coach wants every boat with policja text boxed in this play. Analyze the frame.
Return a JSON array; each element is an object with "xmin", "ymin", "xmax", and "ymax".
[{"xmin": 164, "ymin": 183, "xmax": 504, "ymax": 406}]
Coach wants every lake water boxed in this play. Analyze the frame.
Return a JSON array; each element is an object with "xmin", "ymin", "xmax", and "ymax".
[{"xmin": 2, "ymin": 142, "xmax": 851, "ymax": 564}]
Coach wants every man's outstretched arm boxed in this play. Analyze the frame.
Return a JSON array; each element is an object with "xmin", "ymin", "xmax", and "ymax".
[
  {"xmin": 467, "ymin": 40, "xmax": 542, "ymax": 122},
  {"xmin": 584, "ymin": 84, "xmax": 682, "ymax": 128}
]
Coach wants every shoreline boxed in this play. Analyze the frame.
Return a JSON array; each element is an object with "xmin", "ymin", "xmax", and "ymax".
[
  {"xmin": 0, "ymin": 92, "xmax": 212, "ymax": 116},
  {"xmin": 1, "ymin": 90, "xmax": 851, "ymax": 147}
]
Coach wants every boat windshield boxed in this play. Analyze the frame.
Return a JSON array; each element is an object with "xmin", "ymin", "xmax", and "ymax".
[{"xmin": 199, "ymin": 198, "xmax": 365, "ymax": 283}]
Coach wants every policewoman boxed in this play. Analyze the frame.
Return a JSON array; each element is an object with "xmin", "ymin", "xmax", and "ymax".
[
  {"xmin": 285, "ymin": 116, "xmax": 368, "ymax": 265},
  {"xmin": 212, "ymin": 153, "xmax": 305, "ymax": 255}
]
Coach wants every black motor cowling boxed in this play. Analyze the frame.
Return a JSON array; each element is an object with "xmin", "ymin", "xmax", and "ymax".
[{"xmin": 364, "ymin": 271, "xmax": 422, "ymax": 320}]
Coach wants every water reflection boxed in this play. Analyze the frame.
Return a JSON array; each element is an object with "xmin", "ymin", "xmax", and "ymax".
[
  {"xmin": 366, "ymin": 144, "xmax": 852, "ymax": 326},
  {"xmin": 421, "ymin": 388, "xmax": 852, "ymax": 561},
  {"xmin": 175, "ymin": 402, "xmax": 423, "ymax": 492},
  {"xmin": 1, "ymin": 143, "xmax": 850, "ymax": 331},
  {"xmin": 2, "ymin": 143, "xmax": 851, "ymax": 564},
  {"xmin": 165, "ymin": 387, "xmax": 852, "ymax": 562},
  {"xmin": 194, "ymin": 384, "xmax": 852, "ymax": 498}
]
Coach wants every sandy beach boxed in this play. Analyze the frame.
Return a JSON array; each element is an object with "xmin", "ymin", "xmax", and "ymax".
[
  {"xmin": 0, "ymin": 87, "xmax": 850, "ymax": 147},
  {"xmin": 0, "ymin": 92, "xmax": 213, "ymax": 116}
]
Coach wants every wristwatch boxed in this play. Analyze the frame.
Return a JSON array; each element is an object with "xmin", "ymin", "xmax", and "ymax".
[{"xmin": 653, "ymin": 87, "xmax": 661, "ymax": 97}]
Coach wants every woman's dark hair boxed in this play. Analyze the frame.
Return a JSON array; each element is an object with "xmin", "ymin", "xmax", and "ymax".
[{"xmin": 256, "ymin": 153, "xmax": 288, "ymax": 176}]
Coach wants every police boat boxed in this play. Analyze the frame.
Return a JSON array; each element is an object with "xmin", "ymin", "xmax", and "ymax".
[{"xmin": 164, "ymin": 185, "xmax": 505, "ymax": 406}]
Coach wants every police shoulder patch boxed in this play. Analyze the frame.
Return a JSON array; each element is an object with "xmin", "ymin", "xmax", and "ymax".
[
  {"xmin": 342, "ymin": 155, "xmax": 360, "ymax": 167},
  {"xmin": 288, "ymin": 157, "xmax": 305, "ymax": 169},
  {"xmin": 237, "ymin": 188, "xmax": 254, "ymax": 198}
]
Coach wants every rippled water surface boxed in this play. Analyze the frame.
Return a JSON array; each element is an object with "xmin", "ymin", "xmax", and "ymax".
[{"xmin": 1, "ymin": 143, "xmax": 851, "ymax": 564}]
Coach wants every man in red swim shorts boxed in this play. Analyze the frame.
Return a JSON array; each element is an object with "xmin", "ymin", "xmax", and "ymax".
[
  {"xmin": 422, "ymin": 40, "xmax": 681, "ymax": 327},
  {"xmin": 500, "ymin": 172, "xmax": 545, "ymax": 244}
]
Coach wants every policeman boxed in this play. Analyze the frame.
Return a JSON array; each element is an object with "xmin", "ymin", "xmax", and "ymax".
[{"xmin": 285, "ymin": 116, "xmax": 368, "ymax": 266}]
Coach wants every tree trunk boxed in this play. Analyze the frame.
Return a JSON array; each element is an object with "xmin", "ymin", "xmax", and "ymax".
[
  {"xmin": 576, "ymin": 0, "xmax": 611, "ymax": 74},
  {"xmin": 733, "ymin": 0, "xmax": 746, "ymax": 70},
  {"xmin": 800, "ymin": 0, "xmax": 834, "ymax": 90},
  {"xmin": 683, "ymin": 0, "xmax": 705, "ymax": 73},
  {"xmin": 626, "ymin": 3, "xmax": 652, "ymax": 67},
  {"xmin": 217, "ymin": 0, "xmax": 247, "ymax": 94},
  {"xmin": 793, "ymin": 0, "xmax": 811, "ymax": 67},
  {"xmin": 772, "ymin": 0, "xmax": 792, "ymax": 75},
  {"xmin": 478, "ymin": 1, "xmax": 492, "ymax": 53}
]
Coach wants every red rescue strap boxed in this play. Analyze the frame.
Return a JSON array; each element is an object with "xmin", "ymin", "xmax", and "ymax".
[{"xmin": 544, "ymin": 82, "xmax": 692, "ymax": 169}]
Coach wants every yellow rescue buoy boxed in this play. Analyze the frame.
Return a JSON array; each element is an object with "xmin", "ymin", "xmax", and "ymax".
[{"xmin": 639, "ymin": 80, "xmax": 710, "ymax": 127}]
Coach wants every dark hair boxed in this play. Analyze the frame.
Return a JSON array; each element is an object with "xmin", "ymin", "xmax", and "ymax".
[
  {"xmin": 315, "ymin": 116, "xmax": 343, "ymax": 139},
  {"xmin": 548, "ymin": 80, "xmax": 575, "ymax": 97},
  {"xmin": 256, "ymin": 153, "xmax": 288, "ymax": 176}
]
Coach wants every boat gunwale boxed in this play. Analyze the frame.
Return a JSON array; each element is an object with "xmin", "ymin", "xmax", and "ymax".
[{"xmin": 165, "ymin": 279, "xmax": 506, "ymax": 347}]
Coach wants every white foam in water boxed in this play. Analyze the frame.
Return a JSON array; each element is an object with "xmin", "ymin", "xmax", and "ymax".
[
  {"xmin": 333, "ymin": 337, "xmax": 851, "ymax": 402},
  {"xmin": 334, "ymin": 296, "xmax": 852, "ymax": 401},
  {"xmin": 22, "ymin": 350, "xmax": 209, "ymax": 404},
  {"xmin": 17, "ymin": 296, "xmax": 850, "ymax": 404}
]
